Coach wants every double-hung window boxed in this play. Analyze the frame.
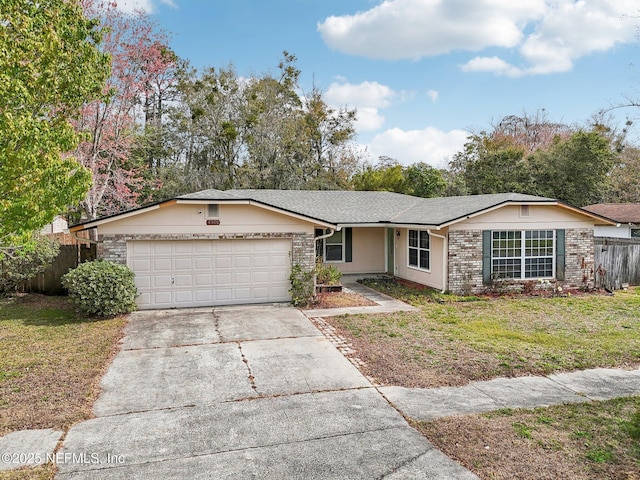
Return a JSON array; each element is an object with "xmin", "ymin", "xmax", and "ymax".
[
  {"xmin": 408, "ymin": 230, "xmax": 430, "ymax": 270},
  {"xmin": 324, "ymin": 230, "xmax": 344, "ymax": 262},
  {"xmin": 491, "ymin": 230, "xmax": 554, "ymax": 280}
]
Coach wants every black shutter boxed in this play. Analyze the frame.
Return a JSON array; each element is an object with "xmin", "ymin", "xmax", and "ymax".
[
  {"xmin": 482, "ymin": 230, "xmax": 492, "ymax": 285},
  {"xmin": 556, "ymin": 229, "xmax": 565, "ymax": 281},
  {"xmin": 345, "ymin": 228, "xmax": 352, "ymax": 263}
]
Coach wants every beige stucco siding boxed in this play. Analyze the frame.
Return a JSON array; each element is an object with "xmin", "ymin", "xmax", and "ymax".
[
  {"xmin": 394, "ymin": 228, "xmax": 446, "ymax": 291},
  {"xmin": 98, "ymin": 203, "xmax": 315, "ymax": 235},
  {"xmin": 334, "ymin": 227, "xmax": 386, "ymax": 274},
  {"xmin": 449, "ymin": 204, "xmax": 594, "ymax": 231}
]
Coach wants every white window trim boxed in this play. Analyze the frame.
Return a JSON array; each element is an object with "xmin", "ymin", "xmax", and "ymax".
[
  {"xmin": 324, "ymin": 231, "xmax": 345, "ymax": 263},
  {"xmin": 407, "ymin": 229, "xmax": 431, "ymax": 272},
  {"xmin": 491, "ymin": 230, "xmax": 555, "ymax": 280}
]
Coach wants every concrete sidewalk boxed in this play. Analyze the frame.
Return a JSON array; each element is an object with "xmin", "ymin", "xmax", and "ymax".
[{"xmin": 379, "ymin": 367, "xmax": 640, "ymax": 421}]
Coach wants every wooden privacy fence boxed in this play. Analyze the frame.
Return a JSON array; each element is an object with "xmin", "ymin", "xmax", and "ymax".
[
  {"xmin": 594, "ymin": 237, "xmax": 640, "ymax": 291},
  {"xmin": 23, "ymin": 244, "xmax": 96, "ymax": 295}
]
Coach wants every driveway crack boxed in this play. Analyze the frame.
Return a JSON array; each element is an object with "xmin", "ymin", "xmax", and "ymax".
[
  {"xmin": 237, "ymin": 341, "xmax": 259, "ymax": 394},
  {"xmin": 211, "ymin": 307, "xmax": 222, "ymax": 339},
  {"xmin": 376, "ymin": 450, "xmax": 430, "ymax": 479}
]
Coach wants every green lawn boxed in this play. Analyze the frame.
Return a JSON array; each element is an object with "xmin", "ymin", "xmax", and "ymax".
[
  {"xmin": 0, "ymin": 295, "xmax": 126, "ymax": 480},
  {"xmin": 416, "ymin": 396, "xmax": 640, "ymax": 480},
  {"xmin": 329, "ymin": 282, "xmax": 640, "ymax": 387}
]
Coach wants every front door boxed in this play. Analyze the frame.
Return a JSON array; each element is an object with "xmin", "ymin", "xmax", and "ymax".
[{"xmin": 386, "ymin": 228, "xmax": 395, "ymax": 274}]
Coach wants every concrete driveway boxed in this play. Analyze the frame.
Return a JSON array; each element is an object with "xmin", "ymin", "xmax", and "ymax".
[{"xmin": 57, "ymin": 305, "xmax": 477, "ymax": 479}]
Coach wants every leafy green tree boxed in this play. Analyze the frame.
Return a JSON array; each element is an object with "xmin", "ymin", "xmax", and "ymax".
[
  {"xmin": 531, "ymin": 130, "xmax": 615, "ymax": 206},
  {"xmin": 605, "ymin": 145, "xmax": 640, "ymax": 203},
  {"xmin": 0, "ymin": 0, "xmax": 110, "ymax": 247},
  {"xmin": 156, "ymin": 53, "xmax": 361, "ymax": 196},
  {"xmin": 404, "ymin": 162, "xmax": 446, "ymax": 198},
  {"xmin": 352, "ymin": 158, "xmax": 407, "ymax": 193},
  {"xmin": 449, "ymin": 134, "xmax": 531, "ymax": 195}
]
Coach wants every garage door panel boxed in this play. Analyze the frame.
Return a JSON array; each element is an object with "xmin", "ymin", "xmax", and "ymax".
[
  {"xmin": 234, "ymin": 272, "xmax": 251, "ymax": 284},
  {"xmin": 153, "ymin": 243, "xmax": 173, "ymax": 255},
  {"xmin": 153, "ymin": 275, "xmax": 173, "ymax": 288},
  {"xmin": 153, "ymin": 258, "xmax": 172, "ymax": 271},
  {"xmin": 234, "ymin": 256, "xmax": 251, "ymax": 268},
  {"xmin": 195, "ymin": 274, "xmax": 213, "ymax": 286},
  {"xmin": 215, "ymin": 288, "xmax": 233, "ymax": 302},
  {"xmin": 195, "ymin": 290, "xmax": 213, "ymax": 302},
  {"xmin": 233, "ymin": 242, "xmax": 252, "ymax": 253},
  {"xmin": 129, "ymin": 239, "xmax": 292, "ymax": 309},
  {"xmin": 215, "ymin": 241, "xmax": 233, "ymax": 253},
  {"xmin": 234, "ymin": 287, "xmax": 252, "ymax": 300},
  {"xmin": 194, "ymin": 257, "xmax": 212, "ymax": 270},
  {"xmin": 174, "ymin": 257, "xmax": 193, "ymax": 271},
  {"xmin": 215, "ymin": 256, "xmax": 232, "ymax": 269},
  {"xmin": 130, "ymin": 242, "xmax": 152, "ymax": 255},
  {"xmin": 134, "ymin": 275, "xmax": 152, "ymax": 289},
  {"xmin": 253, "ymin": 271, "xmax": 270, "ymax": 283},
  {"xmin": 174, "ymin": 291, "xmax": 194, "ymax": 305},
  {"xmin": 215, "ymin": 272, "xmax": 233, "ymax": 284},
  {"xmin": 271, "ymin": 254, "xmax": 290, "ymax": 267},
  {"xmin": 174, "ymin": 274, "xmax": 193, "ymax": 287}
]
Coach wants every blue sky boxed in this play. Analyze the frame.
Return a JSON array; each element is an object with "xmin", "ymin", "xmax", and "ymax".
[{"xmin": 117, "ymin": 0, "xmax": 640, "ymax": 167}]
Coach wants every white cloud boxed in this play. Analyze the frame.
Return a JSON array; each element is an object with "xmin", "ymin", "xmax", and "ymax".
[
  {"xmin": 113, "ymin": 0, "xmax": 176, "ymax": 14},
  {"xmin": 366, "ymin": 127, "xmax": 469, "ymax": 167},
  {"xmin": 319, "ymin": 0, "xmax": 638, "ymax": 76},
  {"xmin": 325, "ymin": 80, "xmax": 401, "ymax": 132},
  {"xmin": 460, "ymin": 56, "xmax": 525, "ymax": 77},
  {"xmin": 426, "ymin": 89, "xmax": 438, "ymax": 102},
  {"xmin": 318, "ymin": 0, "xmax": 546, "ymax": 60}
]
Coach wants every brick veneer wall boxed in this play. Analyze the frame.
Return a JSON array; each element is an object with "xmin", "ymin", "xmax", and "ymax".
[
  {"xmin": 447, "ymin": 228, "xmax": 596, "ymax": 294},
  {"xmin": 98, "ymin": 232, "xmax": 316, "ymax": 272},
  {"xmin": 564, "ymin": 228, "xmax": 595, "ymax": 290},
  {"xmin": 447, "ymin": 230, "xmax": 483, "ymax": 295}
]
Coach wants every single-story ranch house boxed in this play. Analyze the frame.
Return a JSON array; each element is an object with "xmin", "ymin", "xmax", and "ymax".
[
  {"xmin": 70, "ymin": 189, "xmax": 615, "ymax": 309},
  {"xmin": 583, "ymin": 203, "xmax": 640, "ymax": 239}
]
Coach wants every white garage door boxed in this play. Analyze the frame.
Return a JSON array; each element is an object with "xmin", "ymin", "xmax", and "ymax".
[{"xmin": 128, "ymin": 239, "xmax": 292, "ymax": 309}]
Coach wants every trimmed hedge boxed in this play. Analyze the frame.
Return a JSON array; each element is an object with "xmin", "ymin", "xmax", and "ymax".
[{"xmin": 62, "ymin": 260, "xmax": 138, "ymax": 316}]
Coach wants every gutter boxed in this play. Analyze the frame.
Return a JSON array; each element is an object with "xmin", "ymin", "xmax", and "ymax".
[
  {"xmin": 64, "ymin": 228, "xmax": 101, "ymax": 245},
  {"xmin": 428, "ymin": 230, "xmax": 447, "ymax": 293}
]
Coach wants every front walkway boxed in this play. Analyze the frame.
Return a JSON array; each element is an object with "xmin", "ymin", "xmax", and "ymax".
[{"xmin": 304, "ymin": 274, "xmax": 418, "ymax": 317}]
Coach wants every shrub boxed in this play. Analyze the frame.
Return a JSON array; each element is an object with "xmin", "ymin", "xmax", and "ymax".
[
  {"xmin": 62, "ymin": 260, "xmax": 138, "ymax": 316},
  {"xmin": 289, "ymin": 263, "xmax": 314, "ymax": 307},
  {"xmin": 0, "ymin": 234, "xmax": 60, "ymax": 294},
  {"xmin": 316, "ymin": 261, "xmax": 342, "ymax": 285}
]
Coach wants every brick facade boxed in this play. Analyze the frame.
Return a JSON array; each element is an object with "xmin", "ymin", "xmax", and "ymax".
[
  {"xmin": 447, "ymin": 228, "xmax": 596, "ymax": 295},
  {"xmin": 448, "ymin": 230, "xmax": 484, "ymax": 295}
]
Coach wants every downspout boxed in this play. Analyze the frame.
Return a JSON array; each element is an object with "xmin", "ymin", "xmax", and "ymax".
[
  {"xmin": 315, "ymin": 227, "xmax": 338, "ymax": 243},
  {"xmin": 428, "ymin": 230, "xmax": 447, "ymax": 293}
]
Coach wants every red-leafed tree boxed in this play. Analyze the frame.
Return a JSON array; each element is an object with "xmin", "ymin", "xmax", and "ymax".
[{"xmin": 72, "ymin": 0, "xmax": 176, "ymax": 221}]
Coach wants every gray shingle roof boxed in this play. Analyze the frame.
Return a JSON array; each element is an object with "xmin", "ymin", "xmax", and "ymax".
[{"xmin": 178, "ymin": 189, "xmax": 557, "ymax": 226}]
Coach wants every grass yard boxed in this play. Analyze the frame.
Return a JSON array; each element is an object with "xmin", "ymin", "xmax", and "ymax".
[
  {"xmin": 323, "ymin": 280, "xmax": 640, "ymax": 479},
  {"xmin": 415, "ymin": 396, "xmax": 640, "ymax": 480},
  {"xmin": 0, "ymin": 294, "xmax": 126, "ymax": 479},
  {"xmin": 327, "ymin": 281, "xmax": 640, "ymax": 387}
]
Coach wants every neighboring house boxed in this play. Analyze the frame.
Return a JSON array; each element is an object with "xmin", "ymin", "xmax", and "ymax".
[
  {"xmin": 69, "ymin": 190, "xmax": 615, "ymax": 309},
  {"xmin": 40, "ymin": 216, "xmax": 69, "ymax": 235},
  {"xmin": 582, "ymin": 204, "xmax": 640, "ymax": 239}
]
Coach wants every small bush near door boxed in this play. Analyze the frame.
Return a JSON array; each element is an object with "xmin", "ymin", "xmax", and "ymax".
[{"xmin": 62, "ymin": 260, "xmax": 138, "ymax": 316}]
